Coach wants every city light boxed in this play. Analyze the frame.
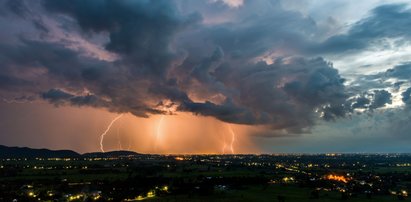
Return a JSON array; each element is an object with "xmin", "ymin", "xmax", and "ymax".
[
  {"xmin": 175, "ymin": 157, "xmax": 184, "ymax": 161},
  {"xmin": 325, "ymin": 174, "xmax": 350, "ymax": 183}
]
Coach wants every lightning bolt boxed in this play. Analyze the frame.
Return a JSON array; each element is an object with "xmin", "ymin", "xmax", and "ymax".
[
  {"xmin": 116, "ymin": 125, "xmax": 123, "ymax": 150},
  {"xmin": 126, "ymin": 135, "xmax": 132, "ymax": 151},
  {"xmin": 222, "ymin": 142, "xmax": 227, "ymax": 154},
  {"xmin": 99, "ymin": 114, "xmax": 123, "ymax": 152},
  {"xmin": 221, "ymin": 125, "xmax": 236, "ymax": 154},
  {"xmin": 228, "ymin": 125, "xmax": 236, "ymax": 154},
  {"xmin": 154, "ymin": 115, "xmax": 165, "ymax": 152}
]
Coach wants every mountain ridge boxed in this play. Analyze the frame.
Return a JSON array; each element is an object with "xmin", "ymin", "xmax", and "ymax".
[{"xmin": 0, "ymin": 145, "xmax": 142, "ymax": 158}]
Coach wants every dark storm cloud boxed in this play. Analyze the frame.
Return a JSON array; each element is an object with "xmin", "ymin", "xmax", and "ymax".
[
  {"xmin": 362, "ymin": 62, "xmax": 411, "ymax": 86},
  {"xmin": 0, "ymin": 38, "xmax": 116, "ymax": 103},
  {"xmin": 42, "ymin": 0, "xmax": 349, "ymax": 133},
  {"xmin": 190, "ymin": 47, "xmax": 224, "ymax": 84},
  {"xmin": 369, "ymin": 90, "xmax": 392, "ymax": 110},
  {"xmin": 312, "ymin": 4, "xmax": 411, "ymax": 54},
  {"xmin": 402, "ymin": 87, "xmax": 411, "ymax": 106},
  {"xmin": 42, "ymin": 88, "xmax": 110, "ymax": 108},
  {"xmin": 4, "ymin": 0, "xmax": 29, "ymax": 17},
  {"xmin": 350, "ymin": 90, "xmax": 392, "ymax": 112},
  {"xmin": 382, "ymin": 63, "xmax": 411, "ymax": 107},
  {"xmin": 0, "ymin": 38, "xmax": 152, "ymax": 115},
  {"xmin": 368, "ymin": 109, "xmax": 411, "ymax": 140},
  {"xmin": 352, "ymin": 96, "xmax": 370, "ymax": 109},
  {"xmin": 178, "ymin": 99, "xmax": 261, "ymax": 125},
  {"xmin": 351, "ymin": 62, "xmax": 411, "ymax": 108},
  {"xmin": 178, "ymin": 57, "xmax": 348, "ymax": 133},
  {"xmin": 2, "ymin": 0, "xmax": 405, "ymax": 136},
  {"xmin": 0, "ymin": 75, "xmax": 30, "ymax": 88},
  {"xmin": 41, "ymin": 89, "xmax": 73, "ymax": 102},
  {"xmin": 0, "ymin": 39, "xmax": 106, "ymax": 81},
  {"xmin": 0, "ymin": 0, "xmax": 197, "ymax": 117},
  {"xmin": 385, "ymin": 63, "xmax": 411, "ymax": 80},
  {"xmin": 206, "ymin": 7, "xmax": 316, "ymax": 58},
  {"xmin": 43, "ymin": 0, "xmax": 201, "ymax": 78}
]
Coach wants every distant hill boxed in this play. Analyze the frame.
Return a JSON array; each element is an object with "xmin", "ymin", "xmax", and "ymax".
[
  {"xmin": 0, "ymin": 145, "xmax": 143, "ymax": 159},
  {"xmin": 0, "ymin": 145, "xmax": 80, "ymax": 159},
  {"xmin": 82, "ymin": 150, "xmax": 142, "ymax": 158}
]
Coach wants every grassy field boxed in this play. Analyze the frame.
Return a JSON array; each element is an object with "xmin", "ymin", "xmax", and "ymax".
[
  {"xmin": 372, "ymin": 167, "xmax": 411, "ymax": 173},
  {"xmin": 1, "ymin": 158, "xmax": 410, "ymax": 201},
  {"xmin": 146, "ymin": 185, "xmax": 410, "ymax": 202}
]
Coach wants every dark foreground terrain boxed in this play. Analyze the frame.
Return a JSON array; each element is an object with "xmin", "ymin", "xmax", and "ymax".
[{"xmin": 0, "ymin": 146, "xmax": 410, "ymax": 201}]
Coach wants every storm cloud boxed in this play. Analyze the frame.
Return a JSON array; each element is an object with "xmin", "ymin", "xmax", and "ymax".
[
  {"xmin": 0, "ymin": 0, "xmax": 410, "ymax": 137},
  {"xmin": 312, "ymin": 4, "xmax": 411, "ymax": 55}
]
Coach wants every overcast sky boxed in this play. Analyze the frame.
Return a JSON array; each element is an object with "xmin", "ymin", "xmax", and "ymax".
[{"xmin": 1, "ymin": 0, "xmax": 411, "ymax": 153}]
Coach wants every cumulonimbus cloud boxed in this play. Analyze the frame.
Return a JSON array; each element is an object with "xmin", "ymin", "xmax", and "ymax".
[{"xmin": 1, "ymin": 0, "xmax": 410, "ymax": 136}]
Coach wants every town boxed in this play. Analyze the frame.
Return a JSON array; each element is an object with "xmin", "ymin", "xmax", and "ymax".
[{"xmin": 1, "ymin": 153, "xmax": 410, "ymax": 201}]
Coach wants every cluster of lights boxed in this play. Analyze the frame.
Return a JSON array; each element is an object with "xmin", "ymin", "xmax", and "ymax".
[
  {"xmin": 125, "ymin": 191, "xmax": 155, "ymax": 201},
  {"xmin": 396, "ymin": 163, "xmax": 411, "ymax": 167},
  {"xmin": 391, "ymin": 190, "xmax": 409, "ymax": 197},
  {"xmin": 282, "ymin": 177, "xmax": 295, "ymax": 183},
  {"xmin": 124, "ymin": 185, "xmax": 168, "ymax": 201},
  {"xmin": 175, "ymin": 157, "xmax": 184, "ymax": 161},
  {"xmin": 28, "ymin": 188, "xmax": 102, "ymax": 201},
  {"xmin": 325, "ymin": 174, "xmax": 350, "ymax": 183},
  {"xmin": 68, "ymin": 194, "xmax": 83, "ymax": 201}
]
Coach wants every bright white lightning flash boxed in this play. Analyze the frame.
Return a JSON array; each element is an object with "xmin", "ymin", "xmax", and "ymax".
[
  {"xmin": 222, "ymin": 125, "xmax": 236, "ymax": 154},
  {"xmin": 228, "ymin": 125, "xmax": 236, "ymax": 154},
  {"xmin": 99, "ymin": 114, "xmax": 123, "ymax": 152},
  {"xmin": 116, "ymin": 126, "xmax": 123, "ymax": 150},
  {"xmin": 154, "ymin": 115, "xmax": 165, "ymax": 152}
]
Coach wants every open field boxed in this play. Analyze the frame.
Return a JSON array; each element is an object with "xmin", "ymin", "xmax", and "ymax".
[{"xmin": 1, "ymin": 154, "xmax": 410, "ymax": 201}]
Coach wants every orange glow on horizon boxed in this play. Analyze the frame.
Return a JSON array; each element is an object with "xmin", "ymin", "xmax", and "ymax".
[
  {"xmin": 97, "ymin": 112, "xmax": 260, "ymax": 154},
  {"xmin": 8, "ymin": 102, "xmax": 261, "ymax": 154}
]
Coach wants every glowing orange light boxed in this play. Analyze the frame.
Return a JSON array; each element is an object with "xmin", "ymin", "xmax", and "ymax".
[
  {"xmin": 222, "ymin": 143, "xmax": 227, "ymax": 154},
  {"xmin": 325, "ymin": 174, "xmax": 349, "ymax": 183},
  {"xmin": 175, "ymin": 157, "xmax": 184, "ymax": 161},
  {"xmin": 154, "ymin": 115, "xmax": 165, "ymax": 152}
]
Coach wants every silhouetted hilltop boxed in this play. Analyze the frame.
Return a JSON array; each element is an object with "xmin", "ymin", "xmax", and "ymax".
[
  {"xmin": 0, "ymin": 145, "xmax": 80, "ymax": 159},
  {"xmin": 0, "ymin": 145, "xmax": 143, "ymax": 159}
]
